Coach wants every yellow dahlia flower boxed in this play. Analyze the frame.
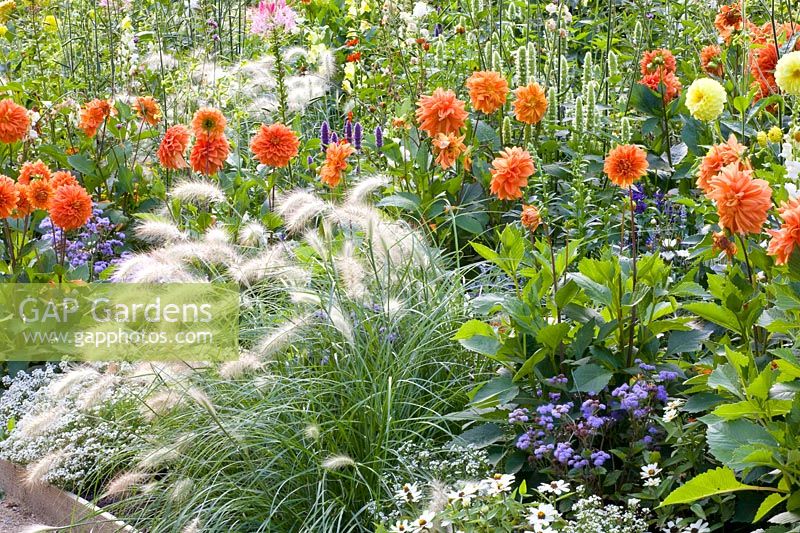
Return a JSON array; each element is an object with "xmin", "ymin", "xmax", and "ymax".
[
  {"xmin": 0, "ymin": 1, "xmax": 15, "ymax": 24},
  {"xmin": 685, "ymin": 78, "xmax": 727, "ymax": 122},
  {"xmin": 757, "ymin": 131, "xmax": 768, "ymax": 147},
  {"xmin": 768, "ymin": 126, "xmax": 783, "ymax": 143},
  {"xmin": 775, "ymin": 51, "xmax": 800, "ymax": 97}
]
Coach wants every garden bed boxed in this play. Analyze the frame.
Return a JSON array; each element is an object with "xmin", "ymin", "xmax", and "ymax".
[{"xmin": 0, "ymin": 460, "xmax": 135, "ymax": 533}]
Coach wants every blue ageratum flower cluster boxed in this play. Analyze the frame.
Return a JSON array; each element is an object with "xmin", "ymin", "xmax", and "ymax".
[
  {"xmin": 510, "ymin": 364, "xmax": 678, "ymax": 475},
  {"xmin": 40, "ymin": 208, "xmax": 127, "ymax": 276}
]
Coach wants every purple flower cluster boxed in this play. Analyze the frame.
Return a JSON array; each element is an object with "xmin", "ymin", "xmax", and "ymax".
[
  {"xmin": 40, "ymin": 208, "xmax": 126, "ymax": 276},
  {"xmin": 321, "ymin": 120, "xmax": 369, "ymax": 152},
  {"xmin": 512, "ymin": 367, "xmax": 675, "ymax": 478},
  {"xmin": 610, "ymin": 379, "xmax": 668, "ymax": 419}
]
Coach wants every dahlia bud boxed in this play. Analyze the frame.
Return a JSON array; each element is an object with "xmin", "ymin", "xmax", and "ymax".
[
  {"xmin": 712, "ymin": 231, "xmax": 737, "ymax": 259},
  {"xmin": 520, "ymin": 204, "xmax": 541, "ymax": 233}
]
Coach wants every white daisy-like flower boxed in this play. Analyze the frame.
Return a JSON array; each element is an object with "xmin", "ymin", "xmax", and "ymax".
[
  {"xmin": 640, "ymin": 463, "xmax": 662, "ymax": 479},
  {"xmin": 537, "ymin": 479, "xmax": 570, "ymax": 495},
  {"xmin": 661, "ymin": 520, "xmax": 681, "ymax": 533},
  {"xmin": 663, "ymin": 408, "xmax": 680, "ymax": 422},
  {"xmin": 447, "ymin": 482, "xmax": 479, "ymax": 506},
  {"xmin": 389, "ymin": 520, "xmax": 413, "ymax": 533},
  {"xmin": 412, "ymin": 510, "xmax": 436, "ymax": 530},
  {"xmin": 682, "ymin": 520, "xmax": 711, "ymax": 533},
  {"xmin": 644, "ymin": 477, "xmax": 661, "ymax": 487},
  {"xmin": 527, "ymin": 503, "xmax": 559, "ymax": 526},
  {"xmin": 394, "ymin": 482, "xmax": 421, "ymax": 504},
  {"xmin": 482, "ymin": 473, "xmax": 515, "ymax": 495}
]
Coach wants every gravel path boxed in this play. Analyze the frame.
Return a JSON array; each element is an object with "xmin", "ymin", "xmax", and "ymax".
[{"xmin": 0, "ymin": 497, "xmax": 41, "ymax": 532}]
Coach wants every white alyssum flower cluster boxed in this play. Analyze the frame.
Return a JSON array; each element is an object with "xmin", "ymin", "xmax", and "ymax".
[
  {"xmin": 0, "ymin": 364, "xmax": 146, "ymax": 491},
  {"xmin": 562, "ymin": 495, "xmax": 649, "ymax": 533}
]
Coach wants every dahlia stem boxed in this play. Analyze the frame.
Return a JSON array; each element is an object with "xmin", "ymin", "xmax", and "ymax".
[{"xmin": 628, "ymin": 186, "xmax": 638, "ymax": 367}]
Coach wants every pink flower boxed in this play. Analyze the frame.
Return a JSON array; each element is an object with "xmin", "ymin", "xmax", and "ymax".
[{"xmin": 250, "ymin": 0, "xmax": 297, "ymax": 34}]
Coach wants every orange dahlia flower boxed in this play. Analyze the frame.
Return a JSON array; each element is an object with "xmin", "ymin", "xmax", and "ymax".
[
  {"xmin": 415, "ymin": 88, "xmax": 468, "ymax": 137},
  {"xmin": 466, "ymin": 71, "xmax": 509, "ymax": 114},
  {"xmin": 639, "ymin": 70, "xmax": 682, "ymax": 102},
  {"xmin": 696, "ymin": 134, "xmax": 748, "ymax": 194},
  {"xmin": 18, "ymin": 160, "xmax": 51, "ymax": 185},
  {"xmin": 520, "ymin": 204, "xmax": 541, "ymax": 233},
  {"xmin": 489, "ymin": 147, "xmax": 535, "ymax": 200},
  {"xmin": 157, "ymin": 125, "xmax": 191, "ymax": 170},
  {"xmin": 700, "ymin": 45, "xmax": 724, "ymax": 77},
  {"xmin": 513, "ymin": 82, "xmax": 548, "ymax": 125},
  {"xmin": 11, "ymin": 183, "xmax": 32, "ymax": 219},
  {"xmin": 79, "ymin": 98, "xmax": 114, "ymax": 138},
  {"xmin": 707, "ymin": 164, "xmax": 772, "ymax": 235},
  {"xmin": 320, "ymin": 141, "xmax": 355, "ymax": 188},
  {"xmin": 0, "ymin": 175, "xmax": 18, "ymax": 218},
  {"xmin": 0, "ymin": 99, "xmax": 30, "ymax": 144},
  {"xmin": 50, "ymin": 171, "xmax": 79, "ymax": 190},
  {"xmin": 190, "ymin": 134, "xmax": 230, "ymax": 176},
  {"xmin": 640, "ymin": 49, "xmax": 678, "ymax": 76},
  {"xmin": 133, "ymin": 96, "xmax": 162, "ymax": 126},
  {"xmin": 27, "ymin": 178, "xmax": 54, "ymax": 210},
  {"xmin": 714, "ymin": 3, "xmax": 743, "ymax": 44},
  {"xmin": 603, "ymin": 144, "xmax": 649, "ymax": 188},
  {"xmin": 431, "ymin": 132, "xmax": 466, "ymax": 170},
  {"xmin": 191, "ymin": 107, "xmax": 227, "ymax": 139},
  {"xmin": 250, "ymin": 123, "xmax": 300, "ymax": 168},
  {"xmin": 49, "ymin": 184, "xmax": 93, "ymax": 231},
  {"xmin": 767, "ymin": 203, "xmax": 800, "ymax": 264}
]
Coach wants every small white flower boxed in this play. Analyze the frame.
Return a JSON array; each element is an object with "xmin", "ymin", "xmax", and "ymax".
[
  {"xmin": 447, "ymin": 482, "xmax": 479, "ymax": 506},
  {"xmin": 640, "ymin": 463, "xmax": 662, "ymax": 479},
  {"xmin": 529, "ymin": 527, "xmax": 557, "ymax": 533},
  {"xmin": 644, "ymin": 477, "xmax": 661, "ymax": 487},
  {"xmin": 482, "ymin": 473, "xmax": 515, "ymax": 495},
  {"xmin": 411, "ymin": 1, "xmax": 432, "ymax": 18},
  {"xmin": 682, "ymin": 520, "xmax": 711, "ymax": 533},
  {"xmin": 663, "ymin": 408, "xmax": 680, "ymax": 423},
  {"xmin": 537, "ymin": 479, "xmax": 570, "ymax": 495},
  {"xmin": 627, "ymin": 497, "xmax": 640, "ymax": 507},
  {"xmin": 389, "ymin": 520, "xmax": 413, "ymax": 533},
  {"xmin": 527, "ymin": 503, "xmax": 559, "ymax": 526},
  {"xmin": 394, "ymin": 482, "xmax": 421, "ymax": 504},
  {"xmin": 661, "ymin": 520, "xmax": 681, "ymax": 533},
  {"xmin": 412, "ymin": 510, "xmax": 436, "ymax": 530}
]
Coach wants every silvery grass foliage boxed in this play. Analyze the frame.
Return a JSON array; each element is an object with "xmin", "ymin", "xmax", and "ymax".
[{"xmin": 89, "ymin": 177, "xmax": 485, "ymax": 531}]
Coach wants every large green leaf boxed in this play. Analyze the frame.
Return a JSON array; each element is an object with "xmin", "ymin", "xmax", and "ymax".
[
  {"xmin": 706, "ymin": 419, "xmax": 778, "ymax": 470},
  {"xmin": 450, "ymin": 423, "xmax": 503, "ymax": 449},
  {"xmin": 661, "ymin": 467, "xmax": 774, "ymax": 507},
  {"xmin": 571, "ymin": 363, "xmax": 613, "ymax": 394},
  {"xmin": 684, "ymin": 302, "xmax": 741, "ymax": 333},
  {"xmin": 453, "ymin": 320, "xmax": 501, "ymax": 356},
  {"xmin": 754, "ymin": 493, "xmax": 787, "ymax": 522}
]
